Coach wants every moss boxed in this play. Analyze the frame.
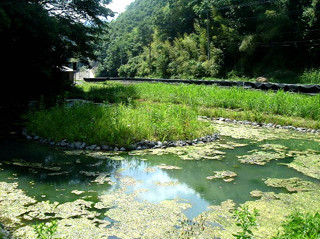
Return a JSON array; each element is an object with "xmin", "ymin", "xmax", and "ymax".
[
  {"xmin": 91, "ymin": 173, "xmax": 114, "ymax": 185},
  {"xmin": 206, "ymin": 171, "xmax": 237, "ymax": 180},
  {"xmin": 250, "ymin": 190, "xmax": 264, "ymax": 198},
  {"xmin": 260, "ymin": 144, "xmax": 288, "ymax": 152},
  {"xmin": 3, "ymin": 159, "xmax": 61, "ymax": 172},
  {"xmin": 119, "ymin": 176, "xmax": 141, "ymax": 186},
  {"xmin": 157, "ymin": 164, "xmax": 182, "ymax": 170},
  {"xmin": 154, "ymin": 181, "xmax": 180, "ymax": 187},
  {"xmin": 192, "ymin": 200, "xmax": 238, "ymax": 238},
  {"xmin": 129, "ymin": 140, "xmax": 246, "ymax": 161},
  {"xmin": 286, "ymin": 154, "xmax": 320, "ymax": 179},
  {"xmin": 264, "ymin": 177, "xmax": 320, "ymax": 192},
  {"xmin": 244, "ymin": 190, "xmax": 320, "ymax": 238},
  {"xmin": 143, "ymin": 167, "xmax": 156, "ymax": 173},
  {"xmin": 0, "ymin": 182, "xmax": 36, "ymax": 228},
  {"xmin": 98, "ymin": 189, "xmax": 192, "ymax": 239},
  {"xmin": 214, "ymin": 121, "xmax": 320, "ymax": 143},
  {"xmin": 237, "ymin": 150, "xmax": 286, "ymax": 165}
]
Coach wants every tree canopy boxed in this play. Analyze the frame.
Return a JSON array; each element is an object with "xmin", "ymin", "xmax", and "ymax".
[
  {"xmin": 96, "ymin": 0, "xmax": 320, "ymax": 82},
  {"xmin": 0, "ymin": 0, "xmax": 112, "ymax": 103}
]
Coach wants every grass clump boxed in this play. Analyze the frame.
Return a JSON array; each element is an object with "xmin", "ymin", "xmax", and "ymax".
[
  {"xmin": 26, "ymin": 102, "xmax": 215, "ymax": 146},
  {"xmin": 71, "ymin": 81, "xmax": 320, "ymax": 129},
  {"xmin": 133, "ymin": 83, "xmax": 320, "ymax": 121},
  {"xmin": 273, "ymin": 212, "xmax": 320, "ymax": 239}
]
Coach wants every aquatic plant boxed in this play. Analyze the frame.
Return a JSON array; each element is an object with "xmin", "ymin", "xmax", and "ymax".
[
  {"xmin": 33, "ymin": 221, "xmax": 58, "ymax": 239},
  {"xmin": 233, "ymin": 205, "xmax": 260, "ymax": 239}
]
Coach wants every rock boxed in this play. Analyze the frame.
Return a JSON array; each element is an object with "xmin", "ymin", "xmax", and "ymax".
[
  {"xmin": 101, "ymin": 145, "xmax": 110, "ymax": 151},
  {"xmin": 148, "ymin": 141, "xmax": 156, "ymax": 147},
  {"xmin": 120, "ymin": 147, "xmax": 126, "ymax": 151},
  {"xmin": 26, "ymin": 135, "xmax": 32, "ymax": 140},
  {"xmin": 33, "ymin": 136, "xmax": 40, "ymax": 140},
  {"xmin": 74, "ymin": 142, "xmax": 85, "ymax": 149},
  {"xmin": 186, "ymin": 140, "xmax": 192, "ymax": 145},
  {"xmin": 127, "ymin": 144, "xmax": 137, "ymax": 150},
  {"xmin": 60, "ymin": 140, "xmax": 68, "ymax": 147},
  {"xmin": 114, "ymin": 147, "xmax": 119, "ymax": 151},
  {"xmin": 94, "ymin": 146, "xmax": 101, "ymax": 151},
  {"xmin": 256, "ymin": 77, "xmax": 268, "ymax": 83},
  {"xmin": 86, "ymin": 145, "xmax": 97, "ymax": 150}
]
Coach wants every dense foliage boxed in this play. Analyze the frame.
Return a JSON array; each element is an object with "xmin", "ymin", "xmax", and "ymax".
[
  {"xmin": 273, "ymin": 212, "xmax": 320, "ymax": 239},
  {"xmin": 97, "ymin": 0, "xmax": 320, "ymax": 83},
  {"xmin": 0, "ymin": 0, "xmax": 112, "ymax": 103}
]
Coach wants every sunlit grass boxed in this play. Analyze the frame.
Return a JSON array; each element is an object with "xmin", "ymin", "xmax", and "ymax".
[
  {"xmin": 26, "ymin": 102, "xmax": 215, "ymax": 146},
  {"xmin": 74, "ymin": 81, "xmax": 320, "ymax": 122}
]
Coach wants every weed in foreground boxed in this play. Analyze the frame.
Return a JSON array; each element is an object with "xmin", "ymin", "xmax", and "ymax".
[
  {"xmin": 273, "ymin": 212, "xmax": 320, "ymax": 239},
  {"xmin": 33, "ymin": 221, "xmax": 58, "ymax": 239},
  {"xmin": 233, "ymin": 205, "xmax": 260, "ymax": 239}
]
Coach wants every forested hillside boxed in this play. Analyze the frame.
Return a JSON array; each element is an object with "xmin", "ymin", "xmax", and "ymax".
[{"xmin": 97, "ymin": 0, "xmax": 320, "ymax": 83}]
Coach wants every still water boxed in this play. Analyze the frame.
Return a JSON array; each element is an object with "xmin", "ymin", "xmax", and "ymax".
[{"xmin": 0, "ymin": 136, "xmax": 318, "ymax": 219}]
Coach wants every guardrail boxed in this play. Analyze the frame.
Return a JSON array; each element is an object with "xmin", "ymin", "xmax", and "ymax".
[{"xmin": 84, "ymin": 77, "xmax": 320, "ymax": 94}]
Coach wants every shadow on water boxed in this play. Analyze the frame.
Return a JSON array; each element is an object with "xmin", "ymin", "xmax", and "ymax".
[{"xmin": 0, "ymin": 141, "xmax": 121, "ymax": 203}]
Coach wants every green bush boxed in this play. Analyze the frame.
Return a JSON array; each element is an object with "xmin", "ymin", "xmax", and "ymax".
[
  {"xmin": 299, "ymin": 69, "xmax": 320, "ymax": 85},
  {"xmin": 274, "ymin": 212, "xmax": 320, "ymax": 239}
]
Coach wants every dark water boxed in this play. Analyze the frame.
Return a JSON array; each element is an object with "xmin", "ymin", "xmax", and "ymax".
[{"xmin": 0, "ymin": 137, "xmax": 319, "ymax": 219}]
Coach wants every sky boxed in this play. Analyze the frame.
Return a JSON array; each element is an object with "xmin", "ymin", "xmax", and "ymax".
[{"xmin": 108, "ymin": 0, "xmax": 135, "ymax": 16}]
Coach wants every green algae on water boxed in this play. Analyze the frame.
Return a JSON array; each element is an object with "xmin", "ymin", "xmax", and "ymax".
[
  {"xmin": 206, "ymin": 171, "xmax": 237, "ymax": 180},
  {"xmin": 286, "ymin": 153, "xmax": 320, "ymax": 179},
  {"xmin": 128, "ymin": 140, "xmax": 247, "ymax": 161},
  {"xmin": 237, "ymin": 150, "xmax": 286, "ymax": 165},
  {"xmin": 264, "ymin": 177, "xmax": 320, "ymax": 192}
]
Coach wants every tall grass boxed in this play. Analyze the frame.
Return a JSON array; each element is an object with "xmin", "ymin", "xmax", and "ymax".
[
  {"xmin": 26, "ymin": 102, "xmax": 215, "ymax": 146},
  {"xmin": 131, "ymin": 83, "xmax": 320, "ymax": 121}
]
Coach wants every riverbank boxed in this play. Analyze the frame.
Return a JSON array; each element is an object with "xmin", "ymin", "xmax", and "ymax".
[
  {"xmin": 70, "ymin": 81, "xmax": 320, "ymax": 128},
  {"xmin": 24, "ymin": 80, "xmax": 320, "ymax": 149}
]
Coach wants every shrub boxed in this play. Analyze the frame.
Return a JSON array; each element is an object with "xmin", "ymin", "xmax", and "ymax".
[{"xmin": 273, "ymin": 212, "xmax": 320, "ymax": 239}]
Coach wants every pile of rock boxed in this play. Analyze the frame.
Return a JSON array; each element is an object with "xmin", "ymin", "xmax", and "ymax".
[{"xmin": 22, "ymin": 129, "xmax": 220, "ymax": 152}]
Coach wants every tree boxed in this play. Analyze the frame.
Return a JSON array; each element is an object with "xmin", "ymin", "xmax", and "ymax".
[{"xmin": 0, "ymin": 0, "xmax": 112, "ymax": 104}]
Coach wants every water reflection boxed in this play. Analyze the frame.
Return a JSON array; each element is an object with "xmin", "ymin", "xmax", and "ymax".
[{"xmin": 0, "ymin": 137, "xmax": 319, "ymax": 218}]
